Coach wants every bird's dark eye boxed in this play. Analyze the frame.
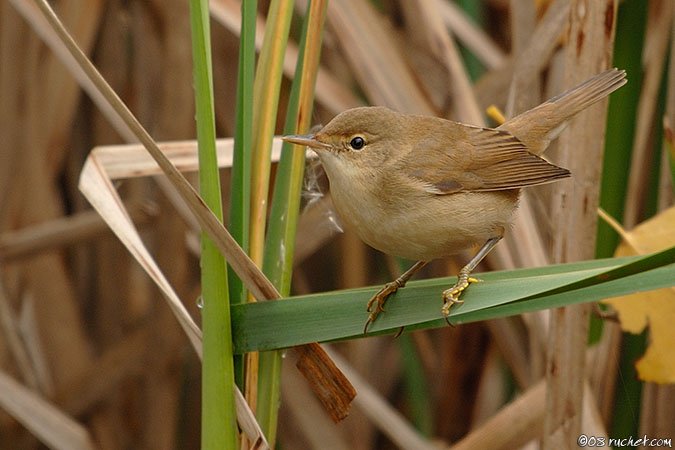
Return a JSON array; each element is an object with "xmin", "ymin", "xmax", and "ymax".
[{"xmin": 349, "ymin": 136, "xmax": 365, "ymax": 150}]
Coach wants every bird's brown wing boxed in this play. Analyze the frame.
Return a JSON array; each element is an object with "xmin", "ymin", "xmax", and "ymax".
[{"xmin": 402, "ymin": 124, "xmax": 570, "ymax": 194}]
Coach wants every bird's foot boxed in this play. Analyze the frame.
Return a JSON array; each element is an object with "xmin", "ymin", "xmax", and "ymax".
[
  {"xmin": 363, "ymin": 279, "xmax": 405, "ymax": 333},
  {"xmin": 441, "ymin": 273, "xmax": 481, "ymax": 317}
]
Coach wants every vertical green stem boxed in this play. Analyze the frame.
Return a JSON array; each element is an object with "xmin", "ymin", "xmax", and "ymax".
[
  {"xmin": 399, "ymin": 334, "xmax": 433, "ymax": 436},
  {"xmin": 189, "ymin": 0, "xmax": 237, "ymax": 447},
  {"xmin": 597, "ymin": 0, "xmax": 647, "ymax": 258},
  {"xmin": 244, "ymin": 0, "xmax": 293, "ymax": 426},
  {"xmin": 229, "ymin": 0, "xmax": 257, "ymax": 389},
  {"xmin": 258, "ymin": 1, "xmax": 328, "ymax": 445},
  {"xmin": 248, "ymin": 0, "xmax": 294, "ymax": 268},
  {"xmin": 597, "ymin": 0, "xmax": 648, "ymax": 438}
]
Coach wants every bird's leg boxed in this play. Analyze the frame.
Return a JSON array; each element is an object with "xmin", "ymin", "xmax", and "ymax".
[
  {"xmin": 364, "ymin": 260, "xmax": 428, "ymax": 333},
  {"xmin": 441, "ymin": 236, "xmax": 502, "ymax": 317}
]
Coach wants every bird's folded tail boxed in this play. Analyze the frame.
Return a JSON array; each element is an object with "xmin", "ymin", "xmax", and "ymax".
[{"xmin": 499, "ymin": 68, "xmax": 627, "ymax": 155}]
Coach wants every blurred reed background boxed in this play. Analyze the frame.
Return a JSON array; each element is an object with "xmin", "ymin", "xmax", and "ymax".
[{"xmin": 1, "ymin": 0, "xmax": 674, "ymax": 449}]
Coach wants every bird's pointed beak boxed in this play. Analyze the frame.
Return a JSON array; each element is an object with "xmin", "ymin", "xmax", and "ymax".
[{"xmin": 282, "ymin": 134, "xmax": 331, "ymax": 150}]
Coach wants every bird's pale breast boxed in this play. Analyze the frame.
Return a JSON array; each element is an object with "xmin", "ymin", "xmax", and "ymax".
[{"xmin": 328, "ymin": 167, "xmax": 519, "ymax": 261}]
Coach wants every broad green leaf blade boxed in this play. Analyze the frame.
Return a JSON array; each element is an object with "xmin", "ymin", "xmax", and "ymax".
[
  {"xmin": 447, "ymin": 264, "xmax": 675, "ymax": 326},
  {"xmin": 231, "ymin": 251, "xmax": 675, "ymax": 353}
]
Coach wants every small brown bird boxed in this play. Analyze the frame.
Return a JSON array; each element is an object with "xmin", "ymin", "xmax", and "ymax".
[{"xmin": 283, "ymin": 68, "xmax": 626, "ymax": 332}]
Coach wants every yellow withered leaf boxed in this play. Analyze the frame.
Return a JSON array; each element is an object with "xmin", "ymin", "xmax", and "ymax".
[{"xmin": 601, "ymin": 206, "xmax": 675, "ymax": 384}]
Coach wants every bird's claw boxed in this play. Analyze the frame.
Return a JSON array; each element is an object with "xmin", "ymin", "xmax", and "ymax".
[
  {"xmin": 441, "ymin": 275, "xmax": 481, "ymax": 317},
  {"xmin": 363, "ymin": 280, "xmax": 402, "ymax": 333}
]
